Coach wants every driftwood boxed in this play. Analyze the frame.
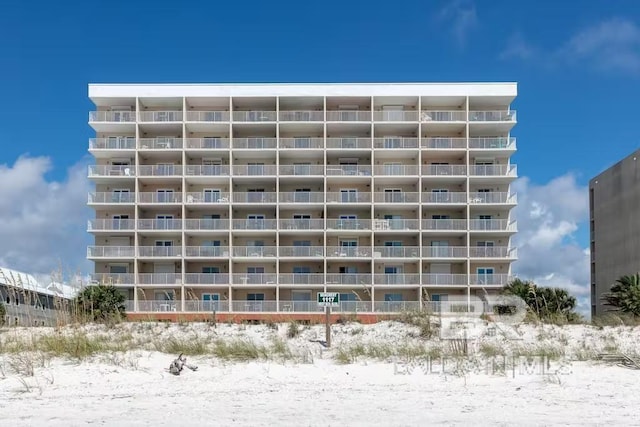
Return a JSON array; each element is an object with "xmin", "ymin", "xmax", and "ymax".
[
  {"xmin": 597, "ymin": 353, "xmax": 640, "ymax": 370},
  {"xmin": 168, "ymin": 353, "xmax": 199, "ymax": 376}
]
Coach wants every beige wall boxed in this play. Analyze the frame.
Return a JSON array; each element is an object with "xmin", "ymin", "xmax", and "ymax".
[
  {"xmin": 422, "ymin": 262, "xmax": 467, "ymax": 274},
  {"xmin": 231, "ymin": 263, "xmax": 277, "ymax": 273},
  {"xmin": 372, "ymin": 235, "xmax": 419, "ymax": 246},
  {"xmin": 187, "ymin": 236, "xmax": 230, "ymax": 246},
  {"xmin": 185, "ymin": 208, "xmax": 230, "ymax": 219},
  {"xmin": 422, "ymin": 209, "xmax": 465, "ymax": 219},
  {"xmin": 373, "ymin": 184, "xmax": 418, "ymax": 192},
  {"xmin": 185, "ymin": 262, "xmax": 230, "ymax": 273},
  {"xmin": 326, "ymin": 236, "xmax": 371, "ymax": 246},
  {"xmin": 233, "ymin": 289, "xmax": 277, "ymax": 300},
  {"xmin": 373, "ymin": 288, "xmax": 420, "ymax": 302},
  {"xmin": 94, "ymin": 236, "xmax": 133, "ymax": 246},
  {"xmin": 233, "ymin": 236, "xmax": 276, "ymax": 246},
  {"xmin": 373, "ymin": 209, "xmax": 418, "ymax": 219},
  {"xmin": 373, "ymin": 262, "xmax": 419, "ymax": 274},
  {"xmin": 232, "ymin": 209, "xmax": 277, "ymax": 219},
  {"xmin": 326, "ymin": 262, "xmax": 371, "ymax": 273},
  {"xmin": 138, "ymin": 236, "xmax": 182, "ymax": 246},
  {"xmin": 279, "ymin": 235, "xmax": 324, "ymax": 246},
  {"xmin": 278, "ymin": 262, "xmax": 324, "ymax": 273}
]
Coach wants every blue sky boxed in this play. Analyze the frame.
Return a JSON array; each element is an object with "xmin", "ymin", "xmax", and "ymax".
[{"xmin": 1, "ymin": 0, "xmax": 639, "ymax": 312}]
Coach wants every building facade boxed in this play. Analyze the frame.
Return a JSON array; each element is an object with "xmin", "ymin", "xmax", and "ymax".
[
  {"xmin": 87, "ymin": 83, "xmax": 518, "ymax": 317},
  {"xmin": 589, "ymin": 148, "xmax": 640, "ymax": 317}
]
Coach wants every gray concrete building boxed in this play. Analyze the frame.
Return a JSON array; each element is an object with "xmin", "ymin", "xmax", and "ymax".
[{"xmin": 589, "ymin": 148, "xmax": 640, "ymax": 317}]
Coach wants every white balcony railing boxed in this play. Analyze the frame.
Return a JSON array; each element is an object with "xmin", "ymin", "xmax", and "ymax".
[
  {"xmin": 373, "ymin": 137, "xmax": 419, "ymax": 149},
  {"xmin": 374, "ymin": 301, "xmax": 421, "ymax": 312},
  {"xmin": 422, "ymin": 246, "xmax": 467, "ymax": 258},
  {"xmin": 232, "ymin": 165, "xmax": 277, "ymax": 176},
  {"xmin": 421, "ymin": 137, "xmax": 466, "ymax": 149},
  {"xmin": 469, "ymin": 274, "xmax": 513, "ymax": 286},
  {"xmin": 233, "ymin": 247, "xmax": 278, "ymax": 257},
  {"xmin": 138, "ymin": 138, "xmax": 183, "ymax": 150},
  {"xmin": 231, "ymin": 273, "xmax": 278, "ymax": 285},
  {"xmin": 136, "ymin": 300, "xmax": 179, "ymax": 312},
  {"xmin": 87, "ymin": 219, "xmax": 135, "ymax": 231},
  {"xmin": 278, "ymin": 274, "xmax": 325, "ymax": 285},
  {"xmin": 326, "ymin": 246, "xmax": 372, "ymax": 257},
  {"xmin": 184, "ymin": 246, "xmax": 230, "ymax": 257},
  {"xmin": 468, "ymin": 137, "xmax": 516, "ymax": 150},
  {"xmin": 422, "ymin": 274, "xmax": 468, "ymax": 286},
  {"xmin": 373, "ymin": 111, "xmax": 419, "ymax": 122},
  {"xmin": 89, "ymin": 137, "xmax": 136, "ymax": 150},
  {"xmin": 232, "ymin": 192, "xmax": 278, "ymax": 203},
  {"xmin": 137, "ymin": 246, "xmax": 182, "ymax": 257},
  {"xmin": 469, "ymin": 110, "xmax": 516, "ymax": 122},
  {"xmin": 326, "ymin": 219, "xmax": 372, "ymax": 230},
  {"xmin": 137, "ymin": 165, "xmax": 183, "ymax": 177},
  {"xmin": 422, "ymin": 192, "xmax": 467, "ymax": 204},
  {"xmin": 185, "ymin": 111, "xmax": 231, "ymax": 122},
  {"xmin": 232, "ymin": 219, "xmax": 278, "ymax": 230},
  {"xmin": 232, "ymin": 111, "xmax": 277, "ymax": 122},
  {"xmin": 137, "ymin": 192, "xmax": 183, "ymax": 203},
  {"xmin": 278, "ymin": 247, "xmax": 324, "ymax": 257},
  {"xmin": 374, "ymin": 192, "xmax": 420, "ymax": 203},
  {"xmin": 278, "ymin": 110, "xmax": 324, "ymax": 121},
  {"xmin": 138, "ymin": 111, "xmax": 183, "ymax": 122},
  {"xmin": 469, "ymin": 219, "xmax": 517, "ymax": 231},
  {"xmin": 469, "ymin": 247, "xmax": 517, "ymax": 258},
  {"xmin": 87, "ymin": 246, "xmax": 135, "ymax": 258},
  {"xmin": 138, "ymin": 273, "xmax": 182, "ymax": 285},
  {"xmin": 422, "ymin": 219, "xmax": 467, "ymax": 231},
  {"xmin": 326, "ymin": 137, "xmax": 371, "ymax": 149},
  {"xmin": 469, "ymin": 165, "xmax": 518, "ymax": 177},
  {"xmin": 326, "ymin": 192, "xmax": 371, "ymax": 203},
  {"xmin": 279, "ymin": 164, "xmax": 324, "ymax": 176},
  {"xmin": 90, "ymin": 273, "xmax": 135, "ymax": 285},
  {"xmin": 374, "ymin": 165, "xmax": 419, "ymax": 176},
  {"xmin": 373, "ymin": 274, "xmax": 421, "ymax": 285},
  {"xmin": 278, "ymin": 137, "xmax": 324, "ymax": 149},
  {"xmin": 232, "ymin": 138, "xmax": 277, "ymax": 150},
  {"xmin": 420, "ymin": 111, "xmax": 466, "ymax": 122},
  {"xmin": 326, "ymin": 165, "xmax": 372, "ymax": 176},
  {"xmin": 468, "ymin": 192, "xmax": 517, "ymax": 204},
  {"xmin": 185, "ymin": 165, "xmax": 230, "ymax": 176},
  {"xmin": 279, "ymin": 219, "xmax": 324, "ymax": 230},
  {"xmin": 422, "ymin": 165, "xmax": 467, "ymax": 176},
  {"xmin": 326, "ymin": 111, "xmax": 371, "ymax": 121},
  {"xmin": 372, "ymin": 219, "xmax": 420, "ymax": 230},
  {"xmin": 89, "ymin": 111, "xmax": 136, "ymax": 122},
  {"xmin": 185, "ymin": 192, "xmax": 230, "ymax": 204},
  {"xmin": 373, "ymin": 247, "xmax": 420, "ymax": 258},
  {"xmin": 185, "ymin": 300, "xmax": 230, "ymax": 312},
  {"xmin": 88, "ymin": 165, "xmax": 135, "ymax": 177},
  {"xmin": 88, "ymin": 192, "xmax": 136, "ymax": 204},
  {"xmin": 184, "ymin": 219, "xmax": 230, "ymax": 231},
  {"xmin": 278, "ymin": 192, "xmax": 324, "ymax": 203},
  {"xmin": 326, "ymin": 274, "xmax": 372, "ymax": 285},
  {"xmin": 184, "ymin": 273, "xmax": 230, "ymax": 285},
  {"xmin": 137, "ymin": 219, "xmax": 182, "ymax": 231},
  {"xmin": 184, "ymin": 138, "xmax": 230, "ymax": 150}
]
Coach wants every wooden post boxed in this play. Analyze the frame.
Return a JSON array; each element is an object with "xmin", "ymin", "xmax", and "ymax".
[{"xmin": 325, "ymin": 306, "xmax": 331, "ymax": 347}]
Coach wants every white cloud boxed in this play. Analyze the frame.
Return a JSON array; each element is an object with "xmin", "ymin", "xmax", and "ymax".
[
  {"xmin": 0, "ymin": 155, "xmax": 92, "ymax": 281},
  {"xmin": 511, "ymin": 173, "xmax": 591, "ymax": 316},
  {"xmin": 499, "ymin": 32, "xmax": 537, "ymax": 61},
  {"xmin": 436, "ymin": 0, "xmax": 478, "ymax": 47}
]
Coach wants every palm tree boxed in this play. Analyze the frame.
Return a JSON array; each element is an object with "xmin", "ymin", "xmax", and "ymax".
[{"xmin": 601, "ymin": 274, "xmax": 640, "ymax": 316}]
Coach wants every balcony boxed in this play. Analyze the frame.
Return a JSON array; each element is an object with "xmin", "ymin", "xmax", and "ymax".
[
  {"xmin": 185, "ymin": 300, "xmax": 230, "ymax": 312},
  {"xmin": 279, "ymin": 192, "xmax": 324, "ymax": 203},
  {"xmin": 89, "ymin": 273, "xmax": 135, "ymax": 286},
  {"xmin": 326, "ymin": 219, "xmax": 371, "ymax": 231},
  {"xmin": 137, "ymin": 165, "xmax": 183, "ymax": 177},
  {"xmin": 88, "ymin": 165, "xmax": 134, "ymax": 177},
  {"xmin": 279, "ymin": 110, "xmax": 324, "ymax": 121},
  {"xmin": 279, "ymin": 164, "xmax": 324, "ymax": 176},
  {"xmin": 185, "ymin": 165, "xmax": 230, "ymax": 177},
  {"xmin": 137, "ymin": 246, "xmax": 182, "ymax": 257},
  {"xmin": 231, "ymin": 273, "xmax": 277, "ymax": 285},
  {"xmin": 89, "ymin": 137, "xmax": 135, "ymax": 150},
  {"xmin": 135, "ymin": 300, "xmax": 179, "ymax": 312},
  {"xmin": 184, "ymin": 273, "xmax": 230, "ymax": 285},
  {"xmin": 422, "ymin": 246, "xmax": 467, "ymax": 258},
  {"xmin": 139, "ymin": 111, "xmax": 183, "ymax": 122},
  {"xmin": 469, "ymin": 274, "xmax": 513, "ymax": 286},
  {"xmin": 374, "ymin": 165, "xmax": 419, "ymax": 176},
  {"xmin": 184, "ymin": 219, "xmax": 230, "ymax": 231},
  {"xmin": 137, "ymin": 192, "xmax": 183, "ymax": 204},
  {"xmin": 327, "ymin": 246, "xmax": 373, "ymax": 258},
  {"xmin": 420, "ymin": 111, "xmax": 466, "ymax": 122},
  {"xmin": 373, "ymin": 246, "xmax": 420, "ymax": 258},
  {"xmin": 232, "ymin": 219, "xmax": 278, "ymax": 230},
  {"xmin": 279, "ymin": 137, "xmax": 324, "ymax": 149},
  {"xmin": 422, "ymin": 192, "xmax": 467, "ymax": 204},
  {"xmin": 326, "ymin": 137, "xmax": 371, "ymax": 149},
  {"xmin": 232, "ymin": 192, "xmax": 278, "ymax": 203},
  {"xmin": 232, "ymin": 138, "xmax": 277, "ymax": 150},
  {"xmin": 232, "ymin": 111, "xmax": 277, "ymax": 122},
  {"xmin": 468, "ymin": 137, "xmax": 516, "ymax": 150},
  {"xmin": 87, "ymin": 219, "xmax": 135, "ymax": 231},
  {"xmin": 469, "ymin": 165, "xmax": 517, "ymax": 177},
  {"xmin": 374, "ymin": 192, "xmax": 420, "ymax": 203},
  {"xmin": 278, "ymin": 301, "xmax": 325, "ymax": 312},
  {"xmin": 326, "ymin": 192, "xmax": 371, "ymax": 203},
  {"xmin": 373, "ymin": 301, "xmax": 421, "ymax": 312},
  {"xmin": 278, "ymin": 273, "xmax": 325, "ymax": 285},
  {"xmin": 89, "ymin": 111, "xmax": 135, "ymax": 122},
  {"xmin": 137, "ymin": 219, "xmax": 182, "ymax": 231},
  {"xmin": 184, "ymin": 137, "xmax": 231, "ymax": 150},
  {"xmin": 278, "ymin": 247, "xmax": 324, "ymax": 257},
  {"xmin": 326, "ymin": 111, "xmax": 371, "ymax": 121},
  {"xmin": 279, "ymin": 219, "xmax": 324, "ymax": 230},
  {"xmin": 326, "ymin": 165, "xmax": 372, "ymax": 176},
  {"xmin": 184, "ymin": 246, "xmax": 230, "ymax": 258},
  {"xmin": 372, "ymin": 219, "xmax": 420, "ymax": 231},
  {"xmin": 87, "ymin": 246, "xmax": 135, "ymax": 258},
  {"xmin": 469, "ymin": 219, "xmax": 517, "ymax": 232},
  {"xmin": 88, "ymin": 192, "xmax": 136, "ymax": 204},
  {"xmin": 469, "ymin": 247, "xmax": 517, "ymax": 258},
  {"xmin": 422, "ymin": 219, "xmax": 467, "ymax": 231},
  {"xmin": 421, "ymin": 165, "xmax": 466, "ymax": 176},
  {"xmin": 469, "ymin": 110, "xmax": 516, "ymax": 122},
  {"xmin": 373, "ymin": 274, "xmax": 421, "ymax": 285},
  {"xmin": 185, "ymin": 192, "xmax": 230, "ymax": 204},
  {"xmin": 373, "ymin": 111, "xmax": 419, "ymax": 122},
  {"xmin": 232, "ymin": 165, "xmax": 277, "ymax": 176},
  {"xmin": 373, "ymin": 137, "xmax": 419, "ymax": 149},
  {"xmin": 185, "ymin": 111, "xmax": 230, "ymax": 122},
  {"xmin": 138, "ymin": 138, "xmax": 183, "ymax": 150},
  {"xmin": 468, "ymin": 192, "xmax": 517, "ymax": 204},
  {"xmin": 233, "ymin": 246, "xmax": 278, "ymax": 258},
  {"xmin": 138, "ymin": 273, "xmax": 182, "ymax": 285},
  {"xmin": 326, "ymin": 274, "xmax": 372, "ymax": 285},
  {"xmin": 230, "ymin": 301, "xmax": 278, "ymax": 312},
  {"xmin": 422, "ymin": 274, "xmax": 468, "ymax": 286},
  {"xmin": 421, "ymin": 137, "xmax": 466, "ymax": 150}
]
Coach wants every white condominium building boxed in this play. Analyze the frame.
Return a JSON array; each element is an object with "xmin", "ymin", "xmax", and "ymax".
[{"xmin": 87, "ymin": 83, "xmax": 518, "ymax": 316}]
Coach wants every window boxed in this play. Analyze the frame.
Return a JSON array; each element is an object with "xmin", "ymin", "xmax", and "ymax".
[
  {"xmin": 204, "ymin": 189, "xmax": 221, "ymax": 203},
  {"xmin": 112, "ymin": 214, "xmax": 129, "ymax": 230},
  {"xmin": 247, "ymin": 188, "xmax": 265, "ymax": 203},
  {"xmin": 156, "ymin": 163, "xmax": 175, "ymax": 176},
  {"xmin": 112, "ymin": 189, "xmax": 131, "ymax": 203},
  {"xmin": 384, "ymin": 189, "xmax": 402, "ymax": 203},
  {"xmin": 294, "ymin": 188, "xmax": 311, "ymax": 203},
  {"xmin": 477, "ymin": 268, "xmax": 495, "ymax": 285},
  {"xmin": 383, "ymin": 136, "xmax": 402, "ymax": 148},
  {"xmin": 203, "ymin": 159, "xmax": 222, "ymax": 175},
  {"xmin": 156, "ymin": 214, "xmax": 174, "ymax": 230},
  {"xmin": 384, "ymin": 293, "xmax": 403, "ymax": 302},
  {"xmin": 294, "ymin": 137, "xmax": 311, "ymax": 148},
  {"xmin": 156, "ymin": 189, "xmax": 174, "ymax": 203},
  {"xmin": 340, "ymin": 189, "xmax": 357, "ymax": 203},
  {"xmin": 203, "ymin": 137, "xmax": 222, "ymax": 148},
  {"xmin": 383, "ymin": 162, "xmax": 402, "ymax": 175},
  {"xmin": 202, "ymin": 266, "xmax": 220, "ymax": 274},
  {"xmin": 247, "ymin": 293, "xmax": 265, "ymax": 301},
  {"xmin": 248, "ymin": 162, "xmax": 264, "ymax": 175},
  {"xmin": 431, "ymin": 189, "xmax": 450, "ymax": 203},
  {"xmin": 202, "ymin": 293, "xmax": 220, "ymax": 311},
  {"xmin": 294, "ymin": 163, "xmax": 311, "ymax": 175},
  {"xmin": 246, "ymin": 267, "xmax": 265, "ymax": 285},
  {"xmin": 247, "ymin": 137, "xmax": 264, "ymax": 148}
]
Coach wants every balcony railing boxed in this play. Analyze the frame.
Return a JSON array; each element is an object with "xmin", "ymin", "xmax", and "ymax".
[
  {"xmin": 422, "ymin": 192, "xmax": 467, "ymax": 204},
  {"xmin": 422, "ymin": 165, "xmax": 467, "ymax": 176},
  {"xmin": 232, "ymin": 192, "xmax": 278, "ymax": 203},
  {"xmin": 233, "ymin": 247, "xmax": 278, "ymax": 257},
  {"xmin": 232, "ymin": 219, "xmax": 278, "ymax": 230},
  {"xmin": 139, "ymin": 111, "xmax": 183, "ymax": 122},
  {"xmin": 88, "ymin": 192, "xmax": 136, "ymax": 204},
  {"xmin": 279, "ymin": 192, "xmax": 324, "ymax": 203},
  {"xmin": 372, "ymin": 219, "xmax": 420, "ymax": 230},
  {"xmin": 326, "ymin": 165, "xmax": 372, "ymax": 176},
  {"xmin": 422, "ymin": 246, "xmax": 467, "ymax": 258},
  {"xmin": 326, "ymin": 274, "xmax": 372, "ymax": 285},
  {"xmin": 326, "ymin": 137, "xmax": 371, "ymax": 149},
  {"xmin": 373, "ymin": 137, "xmax": 419, "ymax": 149},
  {"xmin": 231, "ymin": 273, "xmax": 278, "ymax": 285},
  {"xmin": 137, "ymin": 192, "xmax": 182, "ymax": 203},
  {"xmin": 185, "ymin": 300, "xmax": 230, "ymax": 312},
  {"xmin": 279, "ymin": 301, "xmax": 326, "ymax": 312},
  {"xmin": 278, "ymin": 273, "xmax": 325, "ymax": 285},
  {"xmin": 185, "ymin": 192, "xmax": 230, "ymax": 204},
  {"xmin": 88, "ymin": 165, "xmax": 135, "ymax": 177},
  {"xmin": 422, "ymin": 219, "xmax": 467, "ymax": 230},
  {"xmin": 326, "ymin": 246, "xmax": 373, "ymax": 257},
  {"xmin": 421, "ymin": 111, "xmax": 466, "ymax": 122},
  {"xmin": 184, "ymin": 246, "xmax": 230, "ymax": 257},
  {"xmin": 279, "ymin": 137, "xmax": 324, "ymax": 149},
  {"xmin": 374, "ymin": 192, "xmax": 420, "ymax": 203},
  {"xmin": 469, "ymin": 110, "xmax": 516, "ymax": 122},
  {"xmin": 468, "ymin": 137, "xmax": 516, "ymax": 150},
  {"xmin": 89, "ymin": 137, "xmax": 135, "ymax": 150},
  {"xmin": 278, "ymin": 110, "xmax": 324, "ymax": 121},
  {"xmin": 421, "ymin": 137, "xmax": 466, "ymax": 149},
  {"xmin": 326, "ymin": 111, "xmax": 371, "ymax": 121},
  {"xmin": 279, "ymin": 164, "xmax": 324, "ymax": 176},
  {"xmin": 232, "ymin": 138, "xmax": 278, "ymax": 150},
  {"xmin": 136, "ymin": 300, "xmax": 179, "ymax": 312},
  {"xmin": 373, "ymin": 111, "xmax": 419, "ymax": 122},
  {"xmin": 90, "ymin": 273, "xmax": 135, "ymax": 285},
  {"xmin": 230, "ymin": 301, "xmax": 279, "ymax": 312},
  {"xmin": 469, "ymin": 219, "xmax": 517, "ymax": 231},
  {"xmin": 326, "ymin": 192, "xmax": 371, "ymax": 203},
  {"xmin": 185, "ymin": 165, "xmax": 230, "ymax": 177},
  {"xmin": 137, "ymin": 165, "xmax": 183, "ymax": 177},
  {"xmin": 469, "ymin": 165, "xmax": 517, "ymax": 177},
  {"xmin": 373, "ymin": 274, "xmax": 421, "ymax": 285},
  {"xmin": 278, "ymin": 247, "xmax": 325, "ymax": 257},
  {"xmin": 279, "ymin": 219, "xmax": 324, "ymax": 230},
  {"xmin": 184, "ymin": 273, "xmax": 230, "ymax": 285},
  {"xmin": 184, "ymin": 219, "xmax": 230, "ymax": 230},
  {"xmin": 232, "ymin": 111, "xmax": 277, "ymax": 122},
  {"xmin": 87, "ymin": 219, "xmax": 135, "ymax": 231},
  {"xmin": 137, "ymin": 246, "xmax": 182, "ymax": 257},
  {"xmin": 373, "ymin": 301, "xmax": 421, "ymax": 312},
  {"xmin": 374, "ymin": 165, "xmax": 419, "ymax": 176},
  {"xmin": 87, "ymin": 246, "xmax": 135, "ymax": 258},
  {"xmin": 232, "ymin": 165, "xmax": 277, "ymax": 176},
  {"xmin": 469, "ymin": 274, "xmax": 513, "ymax": 286},
  {"xmin": 138, "ymin": 273, "xmax": 182, "ymax": 285},
  {"xmin": 185, "ymin": 111, "xmax": 230, "ymax": 122},
  {"xmin": 184, "ymin": 137, "xmax": 230, "ymax": 150},
  {"xmin": 373, "ymin": 247, "xmax": 420, "ymax": 258},
  {"xmin": 137, "ymin": 219, "xmax": 182, "ymax": 231},
  {"xmin": 138, "ymin": 138, "xmax": 183, "ymax": 150},
  {"xmin": 89, "ymin": 111, "xmax": 135, "ymax": 122},
  {"xmin": 468, "ymin": 192, "xmax": 517, "ymax": 204},
  {"xmin": 422, "ymin": 274, "xmax": 468, "ymax": 286},
  {"xmin": 469, "ymin": 247, "xmax": 517, "ymax": 258},
  {"xmin": 326, "ymin": 219, "xmax": 371, "ymax": 230}
]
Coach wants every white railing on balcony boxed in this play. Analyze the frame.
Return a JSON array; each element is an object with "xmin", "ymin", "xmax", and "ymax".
[
  {"xmin": 232, "ymin": 111, "xmax": 277, "ymax": 122},
  {"xmin": 89, "ymin": 111, "xmax": 136, "ymax": 122},
  {"xmin": 374, "ymin": 165, "xmax": 419, "ymax": 176},
  {"xmin": 232, "ymin": 165, "xmax": 278, "ymax": 176},
  {"xmin": 137, "ymin": 165, "xmax": 183, "ymax": 177},
  {"xmin": 333, "ymin": 301, "xmax": 374, "ymax": 312},
  {"xmin": 421, "ymin": 137, "xmax": 466, "ymax": 149},
  {"xmin": 137, "ymin": 192, "xmax": 183, "ymax": 203},
  {"xmin": 326, "ymin": 137, "xmax": 371, "ymax": 149},
  {"xmin": 230, "ymin": 301, "xmax": 278, "ymax": 312},
  {"xmin": 232, "ymin": 138, "xmax": 278, "ymax": 149},
  {"xmin": 278, "ymin": 247, "xmax": 324, "ymax": 257},
  {"xmin": 469, "ymin": 219, "xmax": 517, "ymax": 231},
  {"xmin": 137, "ymin": 219, "xmax": 182, "ymax": 231},
  {"xmin": 88, "ymin": 192, "xmax": 136, "ymax": 204},
  {"xmin": 185, "ymin": 165, "xmax": 230, "ymax": 177},
  {"xmin": 87, "ymin": 246, "xmax": 135, "ymax": 258},
  {"xmin": 138, "ymin": 273, "xmax": 182, "ymax": 285},
  {"xmin": 326, "ymin": 246, "xmax": 373, "ymax": 257},
  {"xmin": 185, "ymin": 300, "xmax": 230, "ymax": 312},
  {"xmin": 184, "ymin": 219, "xmax": 230, "ymax": 230},
  {"xmin": 469, "ymin": 164, "xmax": 517, "ymax": 177},
  {"xmin": 184, "ymin": 246, "xmax": 230, "ymax": 257},
  {"xmin": 232, "ymin": 192, "xmax": 278, "ymax": 203},
  {"xmin": 88, "ymin": 165, "xmax": 135, "ymax": 177},
  {"xmin": 184, "ymin": 137, "xmax": 231, "ymax": 150},
  {"xmin": 422, "ymin": 219, "xmax": 467, "ymax": 230},
  {"xmin": 185, "ymin": 192, "xmax": 230, "ymax": 204},
  {"xmin": 279, "ymin": 137, "xmax": 324, "ymax": 149},
  {"xmin": 469, "ymin": 274, "xmax": 513, "ymax": 286},
  {"xmin": 138, "ymin": 138, "xmax": 183, "ymax": 150},
  {"xmin": 136, "ymin": 300, "xmax": 179, "ymax": 312},
  {"xmin": 232, "ymin": 219, "xmax": 278, "ymax": 230},
  {"xmin": 422, "ymin": 274, "xmax": 468, "ymax": 286},
  {"xmin": 422, "ymin": 192, "xmax": 467, "ymax": 204},
  {"xmin": 279, "ymin": 219, "xmax": 324, "ymax": 230},
  {"xmin": 90, "ymin": 273, "xmax": 135, "ymax": 285},
  {"xmin": 279, "ymin": 164, "xmax": 325, "ymax": 175},
  {"xmin": 374, "ymin": 192, "xmax": 420, "ymax": 203},
  {"xmin": 326, "ymin": 111, "xmax": 371, "ymax": 121},
  {"xmin": 326, "ymin": 165, "xmax": 372, "ymax": 176},
  {"xmin": 468, "ymin": 192, "xmax": 516, "ymax": 204},
  {"xmin": 278, "ymin": 274, "xmax": 324, "ymax": 285},
  {"xmin": 373, "ymin": 137, "xmax": 419, "ymax": 149},
  {"xmin": 231, "ymin": 273, "xmax": 278, "ymax": 285},
  {"xmin": 137, "ymin": 246, "xmax": 182, "ymax": 257},
  {"xmin": 373, "ymin": 274, "xmax": 420, "ymax": 285},
  {"xmin": 278, "ymin": 110, "xmax": 324, "ymax": 121},
  {"xmin": 87, "ymin": 219, "xmax": 135, "ymax": 231},
  {"xmin": 233, "ymin": 246, "xmax": 278, "ymax": 257},
  {"xmin": 279, "ymin": 301, "xmax": 325, "ymax": 312},
  {"xmin": 373, "ymin": 111, "xmax": 419, "ymax": 122},
  {"xmin": 326, "ymin": 219, "xmax": 371, "ymax": 230},
  {"xmin": 89, "ymin": 137, "xmax": 136, "ymax": 150},
  {"xmin": 326, "ymin": 274, "xmax": 372, "ymax": 285},
  {"xmin": 372, "ymin": 219, "xmax": 420, "ymax": 230},
  {"xmin": 373, "ymin": 247, "xmax": 420, "ymax": 258},
  {"xmin": 139, "ymin": 111, "xmax": 182, "ymax": 122},
  {"xmin": 420, "ymin": 111, "xmax": 466, "ymax": 122},
  {"xmin": 184, "ymin": 273, "xmax": 230, "ymax": 285},
  {"xmin": 185, "ymin": 111, "xmax": 231, "ymax": 122},
  {"xmin": 326, "ymin": 192, "xmax": 371, "ymax": 203},
  {"xmin": 469, "ymin": 247, "xmax": 517, "ymax": 258},
  {"xmin": 374, "ymin": 301, "xmax": 421, "ymax": 312},
  {"xmin": 469, "ymin": 110, "xmax": 516, "ymax": 122},
  {"xmin": 422, "ymin": 246, "xmax": 467, "ymax": 258},
  {"xmin": 468, "ymin": 137, "xmax": 516, "ymax": 150},
  {"xmin": 422, "ymin": 165, "xmax": 467, "ymax": 176},
  {"xmin": 278, "ymin": 192, "xmax": 324, "ymax": 203}
]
